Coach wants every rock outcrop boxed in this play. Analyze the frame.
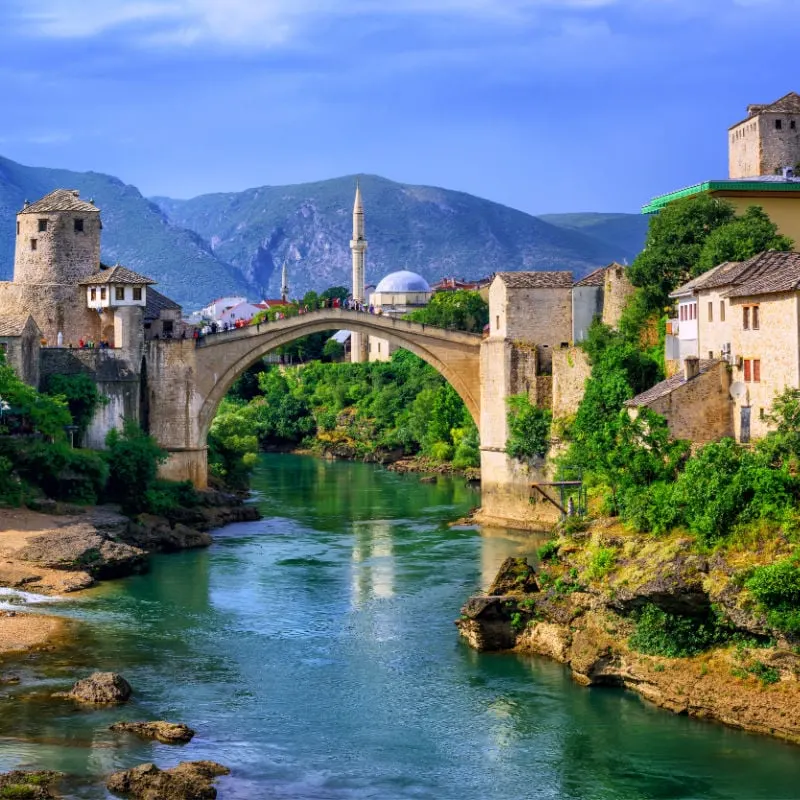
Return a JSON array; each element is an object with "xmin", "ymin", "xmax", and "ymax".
[
  {"xmin": 11, "ymin": 524, "xmax": 148, "ymax": 579},
  {"xmin": 0, "ymin": 770, "xmax": 62, "ymax": 799},
  {"xmin": 56, "ymin": 672, "xmax": 132, "ymax": 704},
  {"xmin": 106, "ymin": 761, "xmax": 229, "ymax": 800},
  {"xmin": 458, "ymin": 529, "xmax": 800, "ymax": 746},
  {"xmin": 110, "ymin": 721, "xmax": 195, "ymax": 744}
]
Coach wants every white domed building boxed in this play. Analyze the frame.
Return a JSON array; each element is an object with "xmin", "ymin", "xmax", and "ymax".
[{"xmin": 368, "ymin": 270, "xmax": 432, "ymax": 361}]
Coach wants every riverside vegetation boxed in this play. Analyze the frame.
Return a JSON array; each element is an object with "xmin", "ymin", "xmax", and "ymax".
[
  {"xmin": 207, "ymin": 289, "xmax": 489, "ymax": 488},
  {"xmin": 459, "ymin": 197, "xmax": 800, "ymax": 744}
]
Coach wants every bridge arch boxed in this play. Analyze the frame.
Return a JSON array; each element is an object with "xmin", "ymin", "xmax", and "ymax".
[{"xmin": 192, "ymin": 309, "xmax": 483, "ymax": 449}]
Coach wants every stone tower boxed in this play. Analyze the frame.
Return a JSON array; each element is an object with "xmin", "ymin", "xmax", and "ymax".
[
  {"xmin": 729, "ymin": 92, "xmax": 800, "ymax": 179},
  {"xmin": 350, "ymin": 181, "xmax": 368, "ymax": 363},
  {"xmin": 13, "ymin": 189, "xmax": 102, "ymax": 344},
  {"xmin": 280, "ymin": 261, "xmax": 289, "ymax": 302}
]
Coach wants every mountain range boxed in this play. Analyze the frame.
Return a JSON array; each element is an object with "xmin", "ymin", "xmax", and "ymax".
[{"xmin": 0, "ymin": 155, "xmax": 649, "ymax": 309}]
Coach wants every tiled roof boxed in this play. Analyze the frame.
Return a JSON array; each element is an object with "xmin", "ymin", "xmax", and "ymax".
[
  {"xmin": 145, "ymin": 288, "xmax": 181, "ymax": 321},
  {"xmin": 495, "ymin": 271, "xmax": 573, "ymax": 288},
  {"xmin": 80, "ymin": 265, "xmax": 155, "ymax": 286},
  {"xmin": 731, "ymin": 92, "xmax": 800, "ymax": 128},
  {"xmin": 625, "ymin": 360, "xmax": 718, "ymax": 407},
  {"xmin": 574, "ymin": 266, "xmax": 607, "ymax": 288},
  {"xmin": 725, "ymin": 251, "xmax": 800, "ymax": 298},
  {"xmin": 0, "ymin": 314, "xmax": 37, "ymax": 337},
  {"xmin": 20, "ymin": 189, "xmax": 100, "ymax": 215}
]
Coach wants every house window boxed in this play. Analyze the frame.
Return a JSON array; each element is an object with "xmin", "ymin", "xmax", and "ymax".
[
  {"xmin": 133, "ymin": 287, "xmax": 142, "ymax": 301},
  {"xmin": 115, "ymin": 287, "xmax": 125, "ymax": 301},
  {"xmin": 743, "ymin": 358, "xmax": 761, "ymax": 383},
  {"xmin": 752, "ymin": 305, "xmax": 760, "ymax": 330},
  {"xmin": 708, "ymin": 302, "xmax": 713, "ymax": 322},
  {"xmin": 720, "ymin": 300, "xmax": 725, "ymax": 322},
  {"xmin": 743, "ymin": 305, "xmax": 759, "ymax": 330},
  {"xmin": 163, "ymin": 320, "xmax": 173, "ymax": 335},
  {"xmin": 100, "ymin": 288, "xmax": 107, "ymax": 300},
  {"xmin": 74, "ymin": 219, "xmax": 84, "ymax": 233},
  {"xmin": 776, "ymin": 119, "xmax": 783, "ymax": 130},
  {"xmin": 90, "ymin": 288, "xmax": 96, "ymax": 301},
  {"xmin": 38, "ymin": 219, "xmax": 47, "ymax": 232},
  {"xmin": 30, "ymin": 238, "xmax": 37, "ymax": 251},
  {"xmin": 743, "ymin": 306, "xmax": 750, "ymax": 330}
]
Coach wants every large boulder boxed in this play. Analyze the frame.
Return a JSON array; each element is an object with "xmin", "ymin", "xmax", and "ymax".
[
  {"xmin": 106, "ymin": 761, "xmax": 229, "ymax": 800},
  {"xmin": 110, "ymin": 721, "xmax": 195, "ymax": 744},
  {"xmin": 487, "ymin": 557, "xmax": 539, "ymax": 596},
  {"xmin": 0, "ymin": 770, "xmax": 62, "ymax": 798},
  {"xmin": 57, "ymin": 672, "xmax": 132, "ymax": 704},
  {"xmin": 12, "ymin": 525, "xmax": 148, "ymax": 579},
  {"xmin": 123, "ymin": 516, "xmax": 213, "ymax": 553}
]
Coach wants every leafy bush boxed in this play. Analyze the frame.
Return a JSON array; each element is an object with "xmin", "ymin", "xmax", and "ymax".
[
  {"xmin": 1, "ymin": 439, "xmax": 108, "ymax": 504},
  {"xmin": 143, "ymin": 479, "xmax": 200, "ymax": 515},
  {"xmin": 0, "ymin": 455, "xmax": 29, "ymax": 507},
  {"xmin": 429, "ymin": 441, "xmax": 454, "ymax": 463},
  {"xmin": 44, "ymin": 373, "xmax": 108, "ymax": 441},
  {"xmin": 586, "ymin": 547, "xmax": 616, "ymax": 580},
  {"xmin": 628, "ymin": 604, "xmax": 724, "ymax": 658},
  {"xmin": 537, "ymin": 540, "xmax": 560, "ymax": 563},
  {"xmin": 746, "ymin": 556, "xmax": 800, "ymax": 634},
  {"xmin": 506, "ymin": 394, "xmax": 552, "ymax": 460},
  {"xmin": 105, "ymin": 420, "xmax": 167, "ymax": 512}
]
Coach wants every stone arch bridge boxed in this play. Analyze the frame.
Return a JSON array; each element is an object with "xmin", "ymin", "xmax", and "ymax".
[
  {"xmin": 145, "ymin": 294, "xmax": 559, "ymax": 528},
  {"xmin": 147, "ymin": 309, "xmax": 482, "ymax": 486}
]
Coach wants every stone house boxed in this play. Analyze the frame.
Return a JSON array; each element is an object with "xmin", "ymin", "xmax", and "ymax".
[
  {"xmin": 651, "ymin": 251, "xmax": 800, "ymax": 443},
  {"xmin": 0, "ymin": 314, "xmax": 41, "ymax": 388}
]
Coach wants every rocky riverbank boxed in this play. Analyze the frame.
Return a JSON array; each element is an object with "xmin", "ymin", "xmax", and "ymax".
[
  {"xmin": 457, "ymin": 523, "xmax": 800, "ymax": 746},
  {"xmin": 0, "ymin": 490, "xmax": 260, "ymax": 658}
]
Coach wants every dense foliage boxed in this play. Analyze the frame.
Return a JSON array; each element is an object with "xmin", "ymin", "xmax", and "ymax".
[
  {"xmin": 208, "ymin": 350, "xmax": 480, "ymax": 486},
  {"xmin": 628, "ymin": 604, "xmax": 726, "ymax": 658},
  {"xmin": 44, "ymin": 373, "xmax": 108, "ymax": 442},
  {"xmin": 505, "ymin": 394, "xmax": 552, "ymax": 460},
  {"xmin": 746, "ymin": 554, "xmax": 800, "ymax": 635},
  {"xmin": 627, "ymin": 196, "xmax": 792, "ymax": 317},
  {"xmin": 406, "ymin": 291, "xmax": 488, "ymax": 333}
]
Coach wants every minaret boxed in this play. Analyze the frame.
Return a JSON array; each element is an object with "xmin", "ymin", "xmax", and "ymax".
[
  {"xmin": 350, "ymin": 181, "xmax": 368, "ymax": 363},
  {"xmin": 280, "ymin": 261, "xmax": 289, "ymax": 302}
]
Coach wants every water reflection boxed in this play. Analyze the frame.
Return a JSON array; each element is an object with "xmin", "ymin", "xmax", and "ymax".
[{"xmin": 351, "ymin": 519, "xmax": 395, "ymax": 605}]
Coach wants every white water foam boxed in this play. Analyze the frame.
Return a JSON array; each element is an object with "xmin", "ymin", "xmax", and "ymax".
[{"xmin": 0, "ymin": 588, "xmax": 63, "ymax": 609}]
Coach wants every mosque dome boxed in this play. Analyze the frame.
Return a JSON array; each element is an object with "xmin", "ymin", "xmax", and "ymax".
[{"xmin": 374, "ymin": 270, "xmax": 431, "ymax": 293}]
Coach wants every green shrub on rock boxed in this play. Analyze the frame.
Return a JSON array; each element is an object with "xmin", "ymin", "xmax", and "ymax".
[{"xmin": 628, "ymin": 604, "xmax": 724, "ymax": 658}]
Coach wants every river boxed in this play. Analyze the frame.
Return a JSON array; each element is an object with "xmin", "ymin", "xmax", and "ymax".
[{"xmin": 1, "ymin": 454, "xmax": 800, "ymax": 799}]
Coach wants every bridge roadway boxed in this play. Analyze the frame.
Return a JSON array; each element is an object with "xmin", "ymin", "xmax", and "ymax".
[{"xmin": 192, "ymin": 307, "xmax": 484, "ymax": 441}]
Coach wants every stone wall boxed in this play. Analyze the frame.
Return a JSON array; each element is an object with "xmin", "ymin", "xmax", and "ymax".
[
  {"xmin": 551, "ymin": 347, "xmax": 592, "ymax": 418},
  {"xmin": 729, "ymin": 113, "xmax": 800, "ymax": 178},
  {"xmin": 637, "ymin": 361, "xmax": 733, "ymax": 443},
  {"xmin": 602, "ymin": 265, "xmax": 635, "ymax": 329},
  {"xmin": 729, "ymin": 293, "xmax": 800, "ymax": 441},
  {"xmin": 572, "ymin": 285, "xmax": 602, "ymax": 343}
]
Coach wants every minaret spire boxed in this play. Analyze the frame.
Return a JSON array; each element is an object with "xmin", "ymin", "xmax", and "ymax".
[
  {"xmin": 280, "ymin": 261, "xmax": 289, "ymax": 303},
  {"xmin": 350, "ymin": 179, "xmax": 368, "ymax": 363}
]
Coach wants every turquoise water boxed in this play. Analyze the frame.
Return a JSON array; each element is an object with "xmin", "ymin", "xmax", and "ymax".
[{"xmin": 1, "ymin": 454, "xmax": 800, "ymax": 798}]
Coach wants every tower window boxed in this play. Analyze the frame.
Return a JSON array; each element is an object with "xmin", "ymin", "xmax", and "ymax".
[
  {"xmin": 38, "ymin": 219, "xmax": 47, "ymax": 233},
  {"xmin": 792, "ymin": 121, "xmax": 797, "ymax": 130},
  {"xmin": 115, "ymin": 287, "xmax": 125, "ymax": 301},
  {"xmin": 776, "ymin": 119, "xmax": 783, "ymax": 130},
  {"xmin": 16, "ymin": 222, "xmax": 19, "ymax": 236},
  {"xmin": 74, "ymin": 218, "xmax": 84, "ymax": 233},
  {"xmin": 133, "ymin": 287, "xmax": 142, "ymax": 301},
  {"xmin": 30, "ymin": 238, "xmax": 37, "ymax": 251}
]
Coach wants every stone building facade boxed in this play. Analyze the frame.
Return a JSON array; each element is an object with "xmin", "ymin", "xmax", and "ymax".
[
  {"xmin": 0, "ymin": 314, "xmax": 41, "ymax": 388},
  {"xmin": 729, "ymin": 92, "xmax": 800, "ymax": 179}
]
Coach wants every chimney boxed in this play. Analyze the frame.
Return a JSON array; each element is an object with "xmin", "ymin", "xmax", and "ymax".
[{"xmin": 684, "ymin": 356, "xmax": 700, "ymax": 381}]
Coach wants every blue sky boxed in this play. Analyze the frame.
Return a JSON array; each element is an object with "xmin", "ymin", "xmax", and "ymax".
[{"xmin": 0, "ymin": 0, "xmax": 798, "ymax": 214}]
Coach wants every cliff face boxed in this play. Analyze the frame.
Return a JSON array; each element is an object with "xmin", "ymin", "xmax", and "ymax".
[{"xmin": 458, "ymin": 530, "xmax": 800, "ymax": 745}]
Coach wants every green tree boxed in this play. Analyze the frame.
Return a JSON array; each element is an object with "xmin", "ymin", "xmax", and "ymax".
[
  {"xmin": 628, "ymin": 195, "xmax": 735, "ymax": 314},
  {"xmin": 406, "ymin": 290, "xmax": 489, "ymax": 333},
  {"xmin": 44, "ymin": 373, "xmax": 107, "ymax": 441},
  {"xmin": 506, "ymin": 394, "xmax": 552, "ymax": 460},
  {"xmin": 696, "ymin": 205, "xmax": 793, "ymax": 274},
  {"xmin": 105, "ymin": 420, "xmax": 167, "ymax": 512},
  {"xmin": 322, "ymin": 338, "xmax": 345, "ymax": 362}
]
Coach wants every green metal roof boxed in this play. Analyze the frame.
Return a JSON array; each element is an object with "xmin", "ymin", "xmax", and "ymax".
[{"xmin": 642, "ymin": 180, "xmax": 800, "ymax": 214}]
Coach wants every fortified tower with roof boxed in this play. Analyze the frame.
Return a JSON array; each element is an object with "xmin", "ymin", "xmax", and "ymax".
[
  {"xmin": 11, "ymin": 189, "xmax": 103, "ymax": 344},
  {"xmin": 729, "ymin": 92, "xmax": 800, "ymax": 179}
]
